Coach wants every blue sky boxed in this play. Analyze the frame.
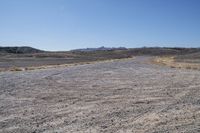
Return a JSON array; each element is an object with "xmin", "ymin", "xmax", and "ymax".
[{"xmin": 0, "ymin": 0, "xmax": 200, "ymax": 51}]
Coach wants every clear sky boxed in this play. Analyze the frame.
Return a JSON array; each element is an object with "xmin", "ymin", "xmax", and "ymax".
[{"xmin": 0, "ymin": 0, "xmax": 200, "ymax": 51}]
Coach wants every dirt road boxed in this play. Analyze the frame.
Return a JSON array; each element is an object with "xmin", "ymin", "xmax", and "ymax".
[{"xmin": 0, "ymin": 57, "xmax": 200, "ymax": 133}]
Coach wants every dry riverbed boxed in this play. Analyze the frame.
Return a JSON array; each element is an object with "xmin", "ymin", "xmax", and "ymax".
[{"xmin": 0, "ymin": 56, "xmax": 200, "ymax": 133}]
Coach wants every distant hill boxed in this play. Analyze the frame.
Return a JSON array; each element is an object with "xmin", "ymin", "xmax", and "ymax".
[
  {"xmin": 126, "ymin": 47, "xmax": 200, "ymax": 56},
  {"xmin": 71, "ymin": 46, "xmax": 127, "ymax": 52},
  {"xmin": 1, "ymin": 46, "xmax": 200, "ymax": 57},
  {"xmin": 0, "ymin": 46, "xmax": 43, "ymax": 54}
]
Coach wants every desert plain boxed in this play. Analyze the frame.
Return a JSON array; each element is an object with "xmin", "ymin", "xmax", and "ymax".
[{"xmin": 0, "ymin": 56, "xmax": 200, "ymax": 133}]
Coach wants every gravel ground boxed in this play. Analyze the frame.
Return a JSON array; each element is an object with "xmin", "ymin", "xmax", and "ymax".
[{"xmin": 0, "ymin": 56, "xmax": 200, "ymax": 133}]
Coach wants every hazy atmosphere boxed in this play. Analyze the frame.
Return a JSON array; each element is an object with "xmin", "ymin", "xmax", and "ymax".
[{"xmin": 0, "ymin": 0, "xmax": 200, "ymax": 50}]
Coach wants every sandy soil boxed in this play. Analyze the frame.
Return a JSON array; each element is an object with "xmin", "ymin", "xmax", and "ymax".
[{"xmin": 0, "ymin": 57, "xmax": 200, "ymax": 133}]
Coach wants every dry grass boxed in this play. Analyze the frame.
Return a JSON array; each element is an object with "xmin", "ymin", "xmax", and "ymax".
[
  {"xmin": 0, "ymin": 57, "xmax": 134, "ymax": 72},
  {"xmin": 153, "ymin": 56, "xmax": 200, "ymax": 70},
  {"xmin": 10, "ymin": 67, "xmax": 24, "ymax": 71}
]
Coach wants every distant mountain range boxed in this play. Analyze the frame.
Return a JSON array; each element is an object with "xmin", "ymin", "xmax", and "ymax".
[
  {"xmin": 0, "ymin": 46, "xmax": 127, "ymax": 54},
  {"xmin": 71, "ymin": 46, "xmax": 127, "ymax": 52},
  {"xmin": 1, "ymin": 46, "xmax": 200, "ymax": 57},
  {"xmin": 0, "ymin": 46, "xmax": 43, "ymax": 54}
]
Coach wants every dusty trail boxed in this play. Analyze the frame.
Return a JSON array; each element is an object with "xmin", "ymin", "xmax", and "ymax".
[{"xmin": 0, "ymin": 57, "xmax": 200, "ymax": 133}]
